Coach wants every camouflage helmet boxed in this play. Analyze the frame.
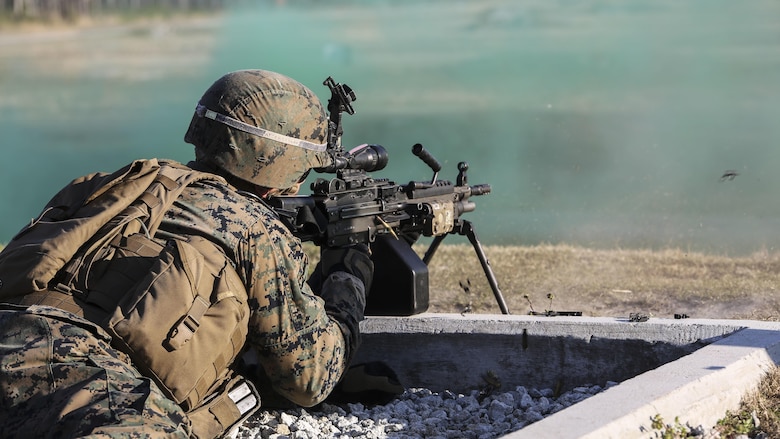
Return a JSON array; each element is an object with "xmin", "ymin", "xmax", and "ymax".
[{"xmin": 184, "ymin": 69, "xmax": 330, "ymax": 189}]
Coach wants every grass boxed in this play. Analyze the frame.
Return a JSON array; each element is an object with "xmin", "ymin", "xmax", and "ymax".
[
  {"xmin": 416, "ymin": 243, "xmax": 780, "ymax": 320},
  {"xmin": 0, "ymin": 3, "xmax": 222, "ymax": 24},
  {"xmin": 717, "ymin": 368, "xmax": 780, "ymax": 438}
]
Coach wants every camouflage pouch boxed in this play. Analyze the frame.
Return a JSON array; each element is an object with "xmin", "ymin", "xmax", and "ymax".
[
  {"xmin": 98, "ymin": 234, "xmax": 250, "ymax": 413},
  {"xmin": 0, "ymin": 159, "xmax": 257, "ymax": 434}
]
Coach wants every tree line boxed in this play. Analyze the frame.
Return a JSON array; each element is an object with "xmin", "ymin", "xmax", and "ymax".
[{"xmin": 1, "ymin": 0, "xmax": 225, "ymax": 21}]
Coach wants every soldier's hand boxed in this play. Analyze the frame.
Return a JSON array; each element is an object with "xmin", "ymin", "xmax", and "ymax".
[{"xmin": 320, "ymin": 243, "xmax": 374, "ymax": 293}]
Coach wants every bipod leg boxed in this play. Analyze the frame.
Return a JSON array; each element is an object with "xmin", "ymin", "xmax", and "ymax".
[
  {"xmin": 459, "ymin": 220, "xmax": 510, "ymax": 315},
  {"xmin": 422, "ymin": 234, "xmax": 447, "ymax": 265}
]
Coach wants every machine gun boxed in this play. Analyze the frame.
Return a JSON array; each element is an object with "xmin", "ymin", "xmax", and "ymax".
[{"xmin": 268, "ymin": 77, "xmax": 509, "ymax": 316}]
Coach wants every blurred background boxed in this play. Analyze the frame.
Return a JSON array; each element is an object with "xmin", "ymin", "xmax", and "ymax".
[{"xmin": 1, "ymin": 0, "xmax": 779, "ymax": 255}]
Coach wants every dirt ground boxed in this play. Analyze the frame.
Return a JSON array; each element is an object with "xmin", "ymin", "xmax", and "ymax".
[{"xmin": 417, "ymin": 243, "xmax": 780, "ymax": 321}]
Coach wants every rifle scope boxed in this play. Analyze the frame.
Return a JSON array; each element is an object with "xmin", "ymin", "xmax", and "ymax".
[{"xmin": 316, "ymin": 143, "xmax": 388, "ymax": 173}]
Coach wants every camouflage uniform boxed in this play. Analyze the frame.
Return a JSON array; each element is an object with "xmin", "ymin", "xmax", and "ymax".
[
  {"xmin": 156, "ymin": 168, "xmax": 365, "ymax": 406},
  {"xmin": 0, "ymin": 304, "xmax": 191, "ymax": 438}
]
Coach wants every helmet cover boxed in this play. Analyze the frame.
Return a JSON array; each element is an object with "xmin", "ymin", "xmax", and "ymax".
[{"xmin": 185, "ymin": 69, "xmax": 330, "ymax": 189}]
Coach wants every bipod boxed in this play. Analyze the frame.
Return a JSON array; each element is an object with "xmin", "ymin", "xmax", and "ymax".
[{"xmin": 422, "ymin": 219, "xmax": 510, "ymax": 314}]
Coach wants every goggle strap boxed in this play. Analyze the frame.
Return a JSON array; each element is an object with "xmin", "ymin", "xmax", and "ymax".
[{"xmin": 196, "ymin": 103, "xmax": 327, "ymax": 152}]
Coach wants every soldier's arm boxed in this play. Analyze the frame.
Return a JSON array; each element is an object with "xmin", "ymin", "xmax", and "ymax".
[{"xmin": 240, "ymin": 220, "xmax": 361, "ymax": 407}]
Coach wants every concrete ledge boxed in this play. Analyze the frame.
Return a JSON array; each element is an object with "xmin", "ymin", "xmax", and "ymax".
[
  {"xmin": 515, "ymin": 321, "xmax": 780, "ymax": 438},
  {"xmin": 354, "ymin": 314, "xmax": 780, "ymax": 438}
]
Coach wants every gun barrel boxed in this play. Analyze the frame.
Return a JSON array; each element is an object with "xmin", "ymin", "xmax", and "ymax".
[{"xmin": 470, "ymin": 184, "xmax": 491, "ymax": 196}]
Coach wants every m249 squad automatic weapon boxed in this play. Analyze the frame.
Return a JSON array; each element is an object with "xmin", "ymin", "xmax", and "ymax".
[{"xmin": 268, "ymin": 77, "xmax": 509, "ymax": 316}]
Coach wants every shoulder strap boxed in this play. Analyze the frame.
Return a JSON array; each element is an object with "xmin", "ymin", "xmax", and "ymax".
[{"xmin": 142, "ymin": 160, "xmax": 226, "ymax": 236}]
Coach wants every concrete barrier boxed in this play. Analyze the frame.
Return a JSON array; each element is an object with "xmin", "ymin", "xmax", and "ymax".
[{"xmin": 354, "ymin": 314, "xmax": 780, "ymax": 438}]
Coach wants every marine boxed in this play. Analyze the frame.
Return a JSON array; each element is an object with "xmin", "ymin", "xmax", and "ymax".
[{"xmin": 0, "ymin": 69, "xmax": 373, "ymax": 438}]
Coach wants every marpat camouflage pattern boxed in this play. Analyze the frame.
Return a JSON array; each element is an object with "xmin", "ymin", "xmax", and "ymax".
[{"xmin": 0, "ymin": 304, "xmax": 191, "ymax": 438}]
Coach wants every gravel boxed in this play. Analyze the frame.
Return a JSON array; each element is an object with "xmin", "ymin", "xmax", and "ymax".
[{"xmin": 232, "ymin": 383, "xmax": 616, "ymax": 439}]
